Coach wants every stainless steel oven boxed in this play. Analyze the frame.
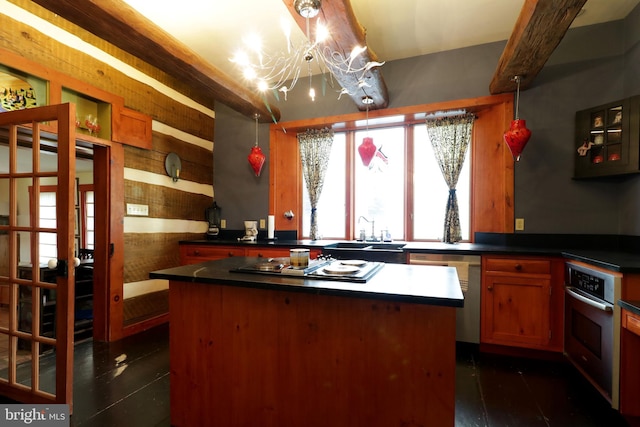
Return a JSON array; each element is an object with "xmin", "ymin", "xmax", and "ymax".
[{"xmin": 565, "ymin": 261, "xmax": 621, "ymax": 408}]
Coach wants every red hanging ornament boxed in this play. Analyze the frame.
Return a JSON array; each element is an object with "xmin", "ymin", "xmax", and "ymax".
[
  {"xmin": 248, "ymin": 146, "xmax": 266, "ymax": 176},
  {"xmin": 358, "ymin": 96, "xmax": 376, "ymax": 167},
  {"xmin": 248, "ymin": 113, "xmax": 266, "ymax": 176},
  {"xmin": 503, "ymin": 75, "xmax": 532, "ymax": 161},
  {"xmin": 504, "ymin": 119, "xmax": 532, "ymax": 161},
  {"xmin": 358, "ymin": 137, "xmax": 377, "ymax": 167}
]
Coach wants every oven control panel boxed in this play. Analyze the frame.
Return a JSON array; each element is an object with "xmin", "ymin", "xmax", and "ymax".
[{"xmin": 566, "ymin": 262, "xmax": 617, "ymax": 304}]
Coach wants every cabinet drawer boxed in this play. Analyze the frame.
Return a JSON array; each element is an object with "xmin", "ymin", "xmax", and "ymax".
[
  {"xmin": 181, "ymin": 245, "xmax": 245, "ymax": 264},
  {"xmin": 623, "ymin": 309, "xmax": 640, "ymax": 337},
  {"xmin": 246, "ymin": 248, "xmax": 291, "ymax": 259},
  {"xmin": 484, "ymin": 258, "xmax": 551, "ymax": 275}
]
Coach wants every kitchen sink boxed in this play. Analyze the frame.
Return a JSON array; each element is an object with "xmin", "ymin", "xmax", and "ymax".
[
  {"xmin": 328, "ymin": 242, "xmax": 375, "ymax": 249},
  {"xmin": 323, "ymin": 242, "xmax": 407, "ymax": 264},
  {"xmin": 366, "ymin": 243, "xmax": 406, "ymax": 251}
]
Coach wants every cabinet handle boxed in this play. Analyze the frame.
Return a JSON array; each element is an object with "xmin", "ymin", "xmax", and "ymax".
[
  {"xmin": 258, "ymin": 253, "xmax": 264, "ymax": 258},
  {"xmin": 194, "ymin": 250, "xmax": 200, "ymax": 256},
  {"xmin": 228, "ymin": 252, "xmax": 234, "ymax": 257},
  {"xmin": 487, "ymin": 285, "xmax": 493, "ymax": 291},
  {"xmin": 515, "ymin": 264, "xmax": 522, "ymax": 271}
]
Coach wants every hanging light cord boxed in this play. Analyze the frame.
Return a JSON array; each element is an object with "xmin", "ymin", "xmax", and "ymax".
[
  {"xmin": 254, "ymin": 114, "xmax": 259, "ymax": 147},
  {"xmin": 514, "ymin": 75, "xmax": 521, "ymax": 120}
]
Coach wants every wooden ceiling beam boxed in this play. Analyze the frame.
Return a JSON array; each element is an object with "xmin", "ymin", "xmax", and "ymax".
[
  {"xmin": 30, "ymin": 0, "xmax": 280, "ymax": 123},
  {"xmin": 283, "ymin": 0, "xmax": 389, "ymax": 110},
  {"xmin": 490, "ymin": 0, "xmax": 587, "ymax": 94}
]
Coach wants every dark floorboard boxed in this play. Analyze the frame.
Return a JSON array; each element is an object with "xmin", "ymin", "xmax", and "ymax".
[{"xmin": 1, "ymin": 325, "xmax": 638, "ymax": 426}]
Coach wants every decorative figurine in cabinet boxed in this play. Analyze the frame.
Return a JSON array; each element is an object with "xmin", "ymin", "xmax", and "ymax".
[{"xmin": 575, "ymin": 96, "xmax": 640, "ymax": 178}]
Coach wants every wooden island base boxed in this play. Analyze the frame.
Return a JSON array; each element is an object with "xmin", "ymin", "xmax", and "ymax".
[{"xmin": 169, "ymin": 280, "xmax": 456, "ymax": 427}]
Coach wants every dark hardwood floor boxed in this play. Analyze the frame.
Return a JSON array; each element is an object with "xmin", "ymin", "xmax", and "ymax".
[{"xmin": 1, "ymin": 323, "xmax": 637, "ymax": 426}]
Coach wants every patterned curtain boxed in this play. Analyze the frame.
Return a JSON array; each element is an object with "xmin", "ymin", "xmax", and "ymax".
[
  {"xmin": 298, "ymin": 128, "xmax": 334, "ymax": 240},
  {"xmin": 425, "ymin": 113, "xmax": 475, "ymax": 243}
]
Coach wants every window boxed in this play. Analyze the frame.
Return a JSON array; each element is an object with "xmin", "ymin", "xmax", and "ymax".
[
  {"xmin": 81, "ymin": 188, "xmax": 95, "ymax": 250},
  {"xmin": 35, "ymin": 185, "xmax": 95, "ymax": 263},
  {"xmin": 39, "ymin": 191, "xmax": 57, "ymax": 265},
  {"xmin": 302, "ymin": 121, "xmax": 471, "ymax": 241},
  {"xmin": 413, "ymin": 125, "xmax": 470, "ymax": 241},
  {"xmin": 302, "ymin": 133, "xmax": 346, "ymax": 239},
  {"xmin": 354, "ymin": 127, "xmax": 405, "ymax": 240}
]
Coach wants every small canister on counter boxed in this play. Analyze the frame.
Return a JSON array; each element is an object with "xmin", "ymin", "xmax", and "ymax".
[{"xmin": 290, "ymin": 248, "xmax": 310, "ymax": 268}]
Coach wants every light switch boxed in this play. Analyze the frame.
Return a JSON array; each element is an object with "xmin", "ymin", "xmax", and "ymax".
[{"xmin": 126, "ymin": 203, "xmax": 149, "ymax": 216}]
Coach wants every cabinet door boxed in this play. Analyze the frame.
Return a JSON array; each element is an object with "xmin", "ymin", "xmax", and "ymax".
[{"xmin": 482, "ymin": 274, "xmax": 551, "ymax": 348}]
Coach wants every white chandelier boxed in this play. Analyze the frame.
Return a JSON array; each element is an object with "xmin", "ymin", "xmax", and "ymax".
[{"xmin": 230, "ymin": 0, "xmax": 384, "ymax": 102}]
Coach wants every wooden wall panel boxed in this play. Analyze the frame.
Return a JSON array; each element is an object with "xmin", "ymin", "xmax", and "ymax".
[
  {"xmin": 125, "ymin": 181, "xmax": 211, "ymax": 221},
  {"xmin": 124, "ymin": 132, "xmax": 213, "ymax": 186},
  {"xmin": 10, "ymin": 0, "xmax": 214, "ymax": 111},
  {"xmin": 269, "ymin": 127, "xmax": 301, "ymax": 231},
  {"xmin": 123, "ymin": 232, "xmax": 194, "ymax": 283},
  {"xmin": 472, "ymin": 101, "xmax": 515, "ymax": 233},
  {"xmin": 0, "ymin": 12, "xmax": 214, "ymax": 140}
]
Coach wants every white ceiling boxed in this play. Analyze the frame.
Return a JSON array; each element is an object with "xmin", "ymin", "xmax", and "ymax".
[{"xmin": 121, "ymin": 0, "xmax": 640, "ymax": 83}]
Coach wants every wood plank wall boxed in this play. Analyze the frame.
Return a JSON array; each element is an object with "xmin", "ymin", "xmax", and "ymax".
[{"xmin": 0, "ymin": 1, "xmax": 216, "ymax": 334}]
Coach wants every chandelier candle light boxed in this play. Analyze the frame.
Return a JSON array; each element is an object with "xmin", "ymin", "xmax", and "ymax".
[
  {"xmin": 230, "ymin": 0, "xmax": 384, "ymax": 102},
  {"xmin": 248, "ymin": 114, "xmax": 266, "ymax": 176},
  {"xmin": 503, "ymin": 75, "xmax": 532, "ymax": 161}
]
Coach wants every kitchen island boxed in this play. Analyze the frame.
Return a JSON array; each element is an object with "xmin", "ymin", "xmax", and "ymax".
[{"xmin": 150, "ymin": 257, "xmax": 464, "ymax": 427}]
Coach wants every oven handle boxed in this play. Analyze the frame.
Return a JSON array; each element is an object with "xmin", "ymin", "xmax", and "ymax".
[{"xmin": 565, "ymin": 286, "xmax": 614, "ymax": 312}]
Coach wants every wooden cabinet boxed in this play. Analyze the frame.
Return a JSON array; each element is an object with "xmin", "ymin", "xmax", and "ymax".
[
  {"xmin": 481, "ymin": 255, "xmax": 564, "ymax": 352},
  {"xmin": 246, "ymin": 247, "xmax": 290, "ymax": 259},
  {"xmin": 620, "ymin": 307, "xmax": 640, "ymax": 417},
  {"xmin": 574, "ymin": 96, "xmax": 640, "ymax": 178},
  {"xmin": 180, "ymin": 243, "xmax": 322, "ymax": 265},
  {"xmin": 180, "ymin": 244, "xmax": 245, "ymax": 265}
]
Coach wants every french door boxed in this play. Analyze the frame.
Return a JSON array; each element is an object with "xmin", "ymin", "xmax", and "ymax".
[{"xmin": 0, "ymin": 104, "xmax": 76, "ymax": 408}]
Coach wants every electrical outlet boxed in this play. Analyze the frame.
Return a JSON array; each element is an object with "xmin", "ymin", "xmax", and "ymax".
[
  {"xmin": 126, "ymin": 203, "xmax": 149, "ymax": 216},
  {"xmin": 259, "ymin": 218, "xmax": 266, "ymax": 229},
  {"xmin": 220, "ymin": 219, "xmax": 226, "ymax": 229},
  {"xmin": 515, "ymin": 218, "xmax": 525, "ymax": 231}
]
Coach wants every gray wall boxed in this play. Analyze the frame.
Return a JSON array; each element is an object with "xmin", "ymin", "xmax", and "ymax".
[{"xmin": 215, "ymin": 6, "xmax": 640, "ymax": 236}]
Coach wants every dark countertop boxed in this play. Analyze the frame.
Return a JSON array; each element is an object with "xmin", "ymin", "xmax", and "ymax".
[
  {"xmin": 619, "ymin": 300, "xmax": 640, "ymax": 316},
  {"xmin": 180, "ymin": 238, "xmax": 640, "ymax": 274},
  {"xmin": 150, "ymin": 256, "xmax": 464, "ymax": 308}
]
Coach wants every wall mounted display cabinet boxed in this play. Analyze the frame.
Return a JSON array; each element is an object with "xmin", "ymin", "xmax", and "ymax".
[{"xmin": 574, "ymin": 96, "xmax": 640, "ymax": 179}]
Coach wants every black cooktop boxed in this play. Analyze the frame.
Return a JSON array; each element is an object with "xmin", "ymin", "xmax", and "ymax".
[{"xmin": 230, "ymin": 258, "xmax": 385, "ymax": 283}]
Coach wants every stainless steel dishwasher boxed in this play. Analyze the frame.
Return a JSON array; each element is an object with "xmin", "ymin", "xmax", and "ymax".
[{"xmin": 409, "ymin": 253, "xmax": 481, "ymax": 344}]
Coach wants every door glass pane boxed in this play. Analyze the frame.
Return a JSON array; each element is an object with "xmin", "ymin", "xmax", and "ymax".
[
  {"xmin": 16, "ymin": 337, "xmax": 33, "ymax": 388},
  {"xmin": 38, "ymin": 349, "xmax": 56, "ymax": 395},
  {"xmin": 0, "ymin": 177, "xmax": 8, "ymax": 281},
  {"xmin": 0, "ymin": 140, "xmax": 7, "ymax": 173},
  {"xmin": 16, "ymin": 144, "xmax": 33, "ymax": 174},
  {"xmin": 17, "ymin": 283, "xmax": 34, "ymax": 335},
  {"xmin": 0, "ymin": 332, "xmax": 8, "ymax": 380},
  {"xmin": 39, "ymin": 149, "xmax": 58, "ymax": 173}
]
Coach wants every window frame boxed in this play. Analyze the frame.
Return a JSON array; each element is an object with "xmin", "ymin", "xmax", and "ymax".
[
  {"xmin": 301, "ymin": 120, "xmax": 471, "ymax": 242},
  {"xmin": 269, "ymin": 94, "xmax": 516, "ymax": 242}
]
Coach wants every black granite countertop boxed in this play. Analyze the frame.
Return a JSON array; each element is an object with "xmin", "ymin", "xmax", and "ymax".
[
  {"xmin": 180, "ymin": 236, "xmax": 640, "ymax": 274},
  {"xmin": 150, "ymin": 256, "xmax": 464, "ymax": 308},
  {"xmin": 619, "ymin": 300, "xmax": 640, "ymax": 316}
]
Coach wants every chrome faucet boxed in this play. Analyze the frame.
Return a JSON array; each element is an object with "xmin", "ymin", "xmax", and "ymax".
[{"xmin": 358, "ymin": 216, "xmax": 377, "ymax": 241}]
